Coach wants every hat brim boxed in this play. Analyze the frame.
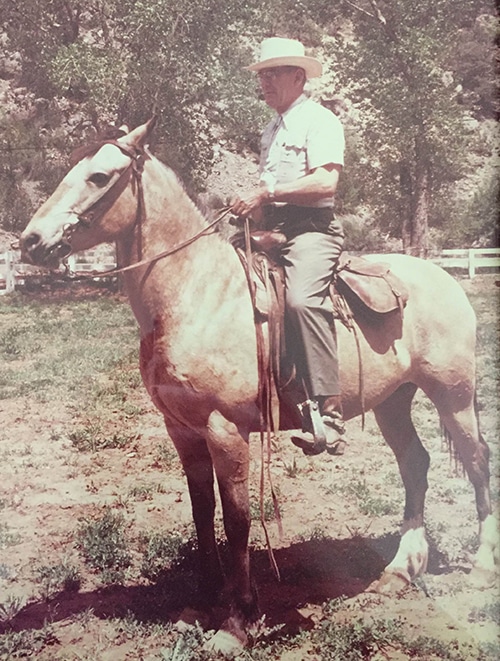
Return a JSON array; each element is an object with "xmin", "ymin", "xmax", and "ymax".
[{"xmin": 244, "ymin": 56, "xmax": 322, "ymax": 79}]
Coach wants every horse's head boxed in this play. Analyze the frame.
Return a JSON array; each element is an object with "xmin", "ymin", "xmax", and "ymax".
[{"xmin": 20, "ymin": 118, "xmax": 156, "ymax": 267}]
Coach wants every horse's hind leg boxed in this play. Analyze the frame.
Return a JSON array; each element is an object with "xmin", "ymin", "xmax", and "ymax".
[
  {"xmin": 369, "ymin": 383, "xmax": 431, "ymax": 593},
  {"xmin": 434, "ymin": 396, "xmax": 498, "ymax": 585}
]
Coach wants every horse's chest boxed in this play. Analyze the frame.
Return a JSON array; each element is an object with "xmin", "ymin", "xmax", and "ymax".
[{"xmin": 139, "ymin": 326, "xmax": 203, "ymax": 419}]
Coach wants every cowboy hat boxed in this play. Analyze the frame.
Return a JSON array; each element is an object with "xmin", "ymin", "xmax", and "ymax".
[{"xmin": 245, "ymin": 37, "xmax": 322, "ymax": 79}]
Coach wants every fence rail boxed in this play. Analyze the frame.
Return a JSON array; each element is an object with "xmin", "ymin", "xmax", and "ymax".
[
  {"xmin": 0, "ymin": 246, "xmax": 117, "ymax": 295},
  {"xmin": 429, "ymin": 247, "xmax": 500, "ymax": 280},
  {"xmin": 1, "ymin": 246, "xmax": 499, "ymax": 295}
]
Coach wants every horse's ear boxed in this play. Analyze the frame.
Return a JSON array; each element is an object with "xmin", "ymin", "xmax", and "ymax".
[{"xmin": 119, "ymin": 116, "xmax": 157, "ymax": 149}]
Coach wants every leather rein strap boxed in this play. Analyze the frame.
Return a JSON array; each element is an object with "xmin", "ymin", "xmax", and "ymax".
[{"xmin": 63, "ymin": 140, "xmax": 231, "ymax": 278}]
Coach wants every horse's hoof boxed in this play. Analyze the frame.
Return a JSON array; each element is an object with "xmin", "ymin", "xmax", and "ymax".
[
  {"xmin": 469, "ymin": 566, "xmax": 498, "ymax": 590},
  {"xmin": 203, "ymin": 629, "xmax": 245, "ymax": 657},
  {"xmin": 366, "ymin": 570, "xmax": 410, "ymax": 595}
]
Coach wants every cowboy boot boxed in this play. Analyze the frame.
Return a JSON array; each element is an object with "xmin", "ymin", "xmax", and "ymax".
[{"xmin": 320, "ymin": 395, "xmax": 347, "ymax": 455}]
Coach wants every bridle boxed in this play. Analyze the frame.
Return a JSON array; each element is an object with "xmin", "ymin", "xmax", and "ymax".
[{"xmin": 62, "ymin": 139, "xmax": 231, "ymax": 278}]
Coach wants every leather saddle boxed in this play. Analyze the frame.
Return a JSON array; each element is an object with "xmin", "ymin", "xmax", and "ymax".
[
  {"xmin": 242, "ymin": 230, "xmax": 409, "ymax": 323},
  {"xmin": 235, "ymin": 230, "xmax": 409, "ymax": 434}
]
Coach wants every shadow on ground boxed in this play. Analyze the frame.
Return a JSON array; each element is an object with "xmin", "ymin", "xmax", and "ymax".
[{"xmin": 1, "ymin": 532, "xmax": 455, "ymax": 636}]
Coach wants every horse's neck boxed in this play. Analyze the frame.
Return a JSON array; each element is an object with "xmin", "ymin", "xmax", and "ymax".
[{"xmin": 118, "ymin": 158, "xmax": 244, "ymax": 333}]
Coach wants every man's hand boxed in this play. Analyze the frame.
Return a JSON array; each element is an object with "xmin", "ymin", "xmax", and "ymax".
[{"xmin": 230, "ymin": 187, "xmax": 270, "ymax": 219}]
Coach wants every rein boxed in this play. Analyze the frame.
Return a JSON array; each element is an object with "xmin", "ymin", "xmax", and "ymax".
[{"xmin": 62, "ymin": 139, "xmax": 232, "ymax": 278}]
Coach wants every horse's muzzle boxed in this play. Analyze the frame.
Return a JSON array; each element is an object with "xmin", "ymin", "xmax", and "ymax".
[{"xmin": 20, "ymin": 230, "xmax": 71, "ymax": 268}]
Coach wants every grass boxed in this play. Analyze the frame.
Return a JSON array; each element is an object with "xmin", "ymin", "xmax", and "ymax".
[
  {"xmin": 33, "ymin": 562, "xmax": 81, "ymax": 600},
  {"xmin": 0, "ymin": 292, "xmax": 139, "ymax": 402},
  {"xmin": 0, "ymin": 523, "xmax": 21, "ymax": 549},
  {"xmin": 139, "ymin": 530, "xmax": 194, "ymax": 582},
  {"xmin": 342, "ymin": 476, "xmax": 399, "ymax": 516},
  {"xmin": 76, "ymin": 507, "xmax": 132, "ymax": 580}
]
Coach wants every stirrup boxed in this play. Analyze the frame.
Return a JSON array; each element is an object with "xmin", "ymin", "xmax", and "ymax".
[{"xmin": 291, "ymin": 400, "xmax": 327, "ymax": 455}]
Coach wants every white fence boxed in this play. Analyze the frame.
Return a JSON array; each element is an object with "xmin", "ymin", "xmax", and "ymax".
[
  {"xmin": 429, "ymin": 248, "xmax": 500, "ymax": 280},
  {"xmin": 1, "ymin": 246, "xmax": 499, "ymax": 295},
  {"xmin": 0, "ymin": 246, "xmax": 117, "ymax": 295}
]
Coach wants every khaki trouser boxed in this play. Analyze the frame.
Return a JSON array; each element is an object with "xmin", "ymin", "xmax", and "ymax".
[{"xmin": 263, "ymin": 205, "xmax": 344, "ymax": 398}]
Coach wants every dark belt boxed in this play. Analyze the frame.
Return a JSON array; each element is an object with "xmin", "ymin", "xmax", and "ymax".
[{"xmin": 263, "ymin": 204, "xmax": 337, "ymax": 238}]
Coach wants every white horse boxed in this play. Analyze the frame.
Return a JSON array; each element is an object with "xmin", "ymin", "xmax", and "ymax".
[{"xmin": 20, "ymin": 120, "xmax": 498, "ymax": 655}]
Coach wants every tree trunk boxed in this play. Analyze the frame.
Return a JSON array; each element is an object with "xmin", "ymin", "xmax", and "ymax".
[{"xmin": 402, "ymin": 137, "xmax": 429, "ymax": 258}]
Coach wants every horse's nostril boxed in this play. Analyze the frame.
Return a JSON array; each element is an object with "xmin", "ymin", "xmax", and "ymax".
[{"xmin": 23, "ymin": 232, "xmax": 42, "ymax": 252}]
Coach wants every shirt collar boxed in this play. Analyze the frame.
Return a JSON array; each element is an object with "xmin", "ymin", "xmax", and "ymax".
[{"xmin": 280, "ymin": 93, "xmax": 308, "ymax": 128}]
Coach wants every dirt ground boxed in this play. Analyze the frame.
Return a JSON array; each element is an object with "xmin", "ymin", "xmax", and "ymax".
[{"xmin": 0, "ymin": 278, "xmax": 499, "ymax": 660}]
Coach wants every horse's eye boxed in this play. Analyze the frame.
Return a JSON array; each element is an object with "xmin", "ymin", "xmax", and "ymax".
[{"xmin": 88, "ymin": 172, "xmax": 111, "ymax": 187}]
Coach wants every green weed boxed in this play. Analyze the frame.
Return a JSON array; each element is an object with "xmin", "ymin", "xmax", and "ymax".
[
  {"xmin": 0, "ymin": 625, "xmax": 57, "ymax": 658},
  {"xmin": 139, "ymin": 530, "xmax": 191, "ymax": 581},
  {"xmin": 283, "ymin": 456, "xmax": 301, "ymax": 478},
  {"xmin": 154, "ymin": 442, "xmax": 178, "ymax": 468},
  {"xmin": 343, "ymin": 478, "xmax": 399, "ymax": 516},
  {"xmin": 157, "ymin": 623, "xmax": 206, "ymax": 660},
  {"xmin": 33, "ymin": 561, "xmax": 81, "ymax": 600},
  {"xmin": 0, "ymin": 523, "xmax": 21, "ymax": 549},
  {"xmin": 469, "ymin": 599, "xmax": 500, "ymax": 625},
  {"xmin": 249, "ymin": 497, "xmax": 275, "ymax": 522},
  {"xmin": 76, "ymin": 508, "xmax": 131, "ymax": 578},
  {"xmin": 129, "ymin": 482, "xmax": 167, "ymax": 501},
  {"xmin": 0, "ymin": 595, "xmax": 25, "ymax": 623},
  {"xmin": 69, "ymin": 421, "xmax": 137, "ymax": 452}
]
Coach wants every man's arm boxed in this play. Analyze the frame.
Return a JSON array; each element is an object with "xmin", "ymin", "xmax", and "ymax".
[{"xmin": 231, "ymin": 163, "xmax": 342, "ymax": 218}]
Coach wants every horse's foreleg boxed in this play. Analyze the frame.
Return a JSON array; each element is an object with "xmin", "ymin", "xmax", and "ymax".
[
  {"xmin": 203, "ymin": 409, "xmax": 257, "ymax": 655},
  {"xmin": 166, "ymin": 421, "xmax": 224, "ymax": 605},
  {"xmin": 370, "ymin": 383, "xmax": 430, "ymax": 593},
  {"xmin": 438, "ymin": 404, "xmax": 498, "ymax": 585}
]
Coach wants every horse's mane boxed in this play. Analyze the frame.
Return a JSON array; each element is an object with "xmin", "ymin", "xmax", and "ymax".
[{"xmin": 69, "ymin": 127, "xmax": 128, "ymax": 166}]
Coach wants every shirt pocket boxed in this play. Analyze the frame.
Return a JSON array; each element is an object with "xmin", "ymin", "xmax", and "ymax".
[{"xmin": 278, "ymin": 132, "xmax": 307, "ymax": 181}]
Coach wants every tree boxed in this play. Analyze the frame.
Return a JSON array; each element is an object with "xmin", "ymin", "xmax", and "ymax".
[
  {"xmin": 325, "ymin": 0, "xmax": 496, "ymax": 256},
  {"xmin": 0, "ymin": 0, "xmax": 270, "ymax": 192}
]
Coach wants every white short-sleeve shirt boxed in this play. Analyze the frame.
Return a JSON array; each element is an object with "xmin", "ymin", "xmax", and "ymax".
[{"xmin": 259, "ymin": 94, "xmax": 345, "ymax": 208}]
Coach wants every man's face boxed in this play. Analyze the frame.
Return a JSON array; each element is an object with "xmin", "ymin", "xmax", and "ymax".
[{"xmin": 257, "ymin": 66, "xmax": 304, "ymax": 113}]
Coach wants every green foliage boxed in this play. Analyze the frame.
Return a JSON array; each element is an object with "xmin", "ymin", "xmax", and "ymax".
[
  {"xmin": 48, "ymin": 43, "xmax": 128, "ymax": 108},
  {"xmin": 469, "ymin": 600, "xmax": 500, "ymax": 625},
  {"xmin": 0, "ymin": 0, "xmax": 497, "ymax": 245},
  {"xmin": 249, "ymin": 496, "xmax": 276, "ymax": 522},
  {"xmin": 436, "ymin": 165, "xmax": 499, "ymax": 248},
  {"xmin": 33, "ymin": 562, "xmax": 81, "ymax": 599},
  {"xmin": 76, "ymin": 508, "xmax": 132, "ymax": 577},
  {"xmin": 0, "ymin": 625, "xmax": 58, "ymax": 659},
  {"xmin": 69, "ymin": 421, "xmax": 137, "ymax": 452},
  {"xmin": 0, "ymin": 595, "xmax": 25, "ymax": 623},
  {"xmin": 310, "ymin": 616, "xmax": 403, "ymax": 660},
  {"xmin": 342, "ymin": 477, "xmax": 399, "ymax": 517},
  {"xmin": 139, "ymin": 530, "xmax": 188, "ymax": 582},
  {"xmin": 328, "ymin": 0, "xmax": 497, "ymax": 250},
  {"xmin": 0, "ymin": 523, "xmax": 21, "ymax": 549}
]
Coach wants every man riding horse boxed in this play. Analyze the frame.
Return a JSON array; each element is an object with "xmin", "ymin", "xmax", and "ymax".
[{"xmin": 231, "ymin": 37, "xmax": 346, "ymax": 452}]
